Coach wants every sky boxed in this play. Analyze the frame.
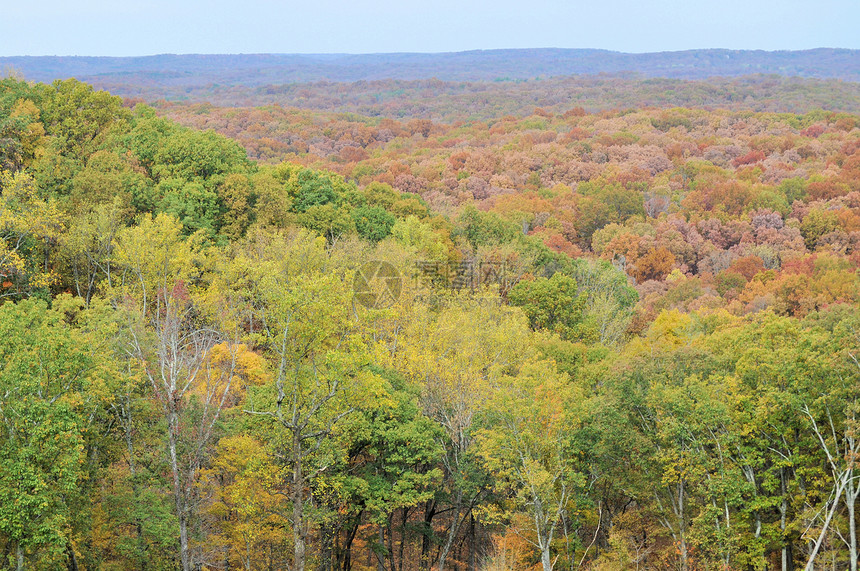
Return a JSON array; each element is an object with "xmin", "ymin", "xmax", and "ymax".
[{"xmin": 2, "ymin": 0, "xmax": 858, "ymax": 56}]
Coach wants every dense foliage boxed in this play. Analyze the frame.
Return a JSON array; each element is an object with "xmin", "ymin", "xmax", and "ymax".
[
  {"xmin": 142, "ymin": 75, "xmax": 860, "ymax": 124},
  {"xmin": 0, "ymin": 74, "xmax": 858, "ymax": 571}
]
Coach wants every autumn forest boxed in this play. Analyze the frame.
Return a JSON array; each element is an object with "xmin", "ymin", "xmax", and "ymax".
[{"xmin": 1, "ymin": 52, "xmax": 860, "ymax": 571}]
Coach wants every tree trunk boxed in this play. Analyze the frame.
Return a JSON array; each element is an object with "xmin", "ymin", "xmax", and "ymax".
[
  {"xmin": 289, "ymin": 426, "xmax": 308, "ymax": 571},
  {"xmin": 293, "ymin": 477, "xmax": 306, "ymax": 571},
  {"xmin": 437, "ymin": 491, "xmax": 462, "ymax": 571},
  {"xmin": 783, "ymin": 542, "xmax": 793, "ymax": 571},
  {"xmin": 66, "ymin": 544, "xmax": 80, "ymax": 571},
  {"xmin": 318, "ymin": 518, "xmax": 335, "ymax": 571},
  {"xmin": 420, "ymin": 500, "xmax": 436, "ymax": 571},
  {"xmin": 387, "ymin": 517, "xmax": 396, "ymax": 571},
  {"xmin": 679, "ymin": 539, "xmax": 689, "ymax": 571},
  {"xmin": 399, "ymin": 508, "xmax": 408, "ymax": 571},
  {"xmin": 340, "ymin": 518, "xmax": 360, "ymax": 571},
  {"xmin": 16, "ymin": 542, "xmax": 23, "ymax": 571},
  {"xmin": 376, "ymin": 525, "xmax": 387, "ymax": 571},
  {"xmin": 540, "ymin": 545, "xmax": 552, "ymax": 571},
  {"xmin": 122, "ymin": 400, "xmax": 148, "ymax": 568},
  {"xmin": 179, "ymin": 513, "xmax": 190, "ymax": 571},
  {"xmin": 846, "ymin": 481, "xmax": 857, "ymax": 571},
  {"xmin": 675, "ymin": 479, "xmax": 688, "ymax": 571},
  {"xmin": 467, "ymin": 514, "xmax": 475, "ymax": 571},
  {"xmin": 168, "ymin": 408, "xmax": 191, "ymax": 571},
  {"xmin": 804, "ymin": 473, "xmax": 847, "ymax": 571},
  {"xmin": 781, "ymin": 468, "xmax": 790, "ymax": 571}
]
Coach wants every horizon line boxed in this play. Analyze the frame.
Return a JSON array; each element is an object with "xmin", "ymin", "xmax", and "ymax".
[{"xmin": 2, "ymin": 46, "xmax": 858, "ymax": 59}]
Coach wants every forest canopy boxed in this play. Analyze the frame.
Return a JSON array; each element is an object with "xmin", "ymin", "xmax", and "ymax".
[{"xmin": 0, "ymin": 73, "xmax": 859, "ymax": 571}]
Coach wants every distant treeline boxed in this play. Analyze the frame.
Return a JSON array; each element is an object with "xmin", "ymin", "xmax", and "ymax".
[
  {"xmin": 145, "ymin": 75, "xmax": 860, "ymax": 122},
  {"xmin": 6, "ymin": 50, "xmax": 860, "ymax": 122},
  {"xmin": 4, "ymin": 49, "xmax": 860, "ymax": 86}
]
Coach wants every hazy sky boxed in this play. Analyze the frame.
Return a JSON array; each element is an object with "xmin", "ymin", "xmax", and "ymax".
[{"xmin": 2, "ymin": 0, "xmax": 858, "ymax": 56}]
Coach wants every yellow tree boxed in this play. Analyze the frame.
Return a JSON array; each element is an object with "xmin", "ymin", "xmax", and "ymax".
[
  {"xmin": 0, "ymin": 170, "xmax": 63, "ymax": 296},
  {"xmin": 222, "ymin": 229, "xmax": 387, "ymax": 571},
  {"xmin": 476, "ymin": 358, "xmax": 585, "ymax": 571},
  {"xmin": 59, "ymin": 198, "xmax": 125, "ymax": 304},
  {"xmin": 396, "ymin": 292, "xmax": 532, "ymax": 570},
  {"xmin": 199, "ymin": 434, "xmax": 291, "ymax": 570},
  {"xmin": 113, "ymin": 213, "xmax": 241, "ymax": 571}
]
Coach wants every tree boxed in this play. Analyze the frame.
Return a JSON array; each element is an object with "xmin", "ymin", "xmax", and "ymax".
[
  {"xmin": 200, "ymin": 435, "xmax": 291, "ymax": 570},
  {"xmin": 352, "ymin": 205, "xmax": 396, "ymax": 243},
  {"xmin": 39, "ymin": 78, "xmax": 127, "ymax": 159},
  {"xmin": 458, "ymin": 206, "xmax": 519, "ymax": 250},
  {"xmin": 326, "ymin": 367, "xmax": 443, "ymax": 571},
  {"xmin": 508, "ymin": 273, "xmax": 587, "ymax": 341},
  {"xmin": 0, "ymin": 98, "xmax": 46, "ymax": 172},
  {"xmin": 217, "ymin": 173, "xmax": 255, "ymax": 240},
  {"xmin": 113, "ymin": 213, "xmax": 239, "ymax": 571},
  {"xmin": 228, "ymin": 230, "xmax": 383, "ymax": 571},
  {"xmin": 792, "ymin": 316, "xmax": 860, "ymax": 571},
  {"xmin": 59, "ymin": 199, "xmax": 123, "ymax": 304},
  {"xmin": 715, "ymin": 316, "xmax": 808, "ymax": 571},
  {"xmin": 151, "ymin": 128, "xmax": 250, "ymax": 185},
  {"xmin": 0, "ymin": 297, "xmax": 109, "ymax": 569},
  {"xmin": 281, "ymin": 166, "xmax": 355, "ymax": 213},
  {"xmin": 800, "ymin": 209, "xmax": 839, "ymax": 250},
  {"xmin": 632, "ymin": 247, "xmax": 676, "ymax": 283},
  {"xmin": 569, "ymin": 258, "xmax": 638, "ymax": 345},
  {"xmin": 69, "ymin": 149, "xmax": 148, "ymax": 215},
  {"xmin": 618, "ymin": 310, "xmax": 704, "ymax": 571},
  {"xmin": 477, "ymin": 359, "xmax": 585, "ymax": 571},
  {"xmin": 82, "ymin": 296, "xmax": 179, "ymax": 570},
  {"xmin": 157, "ymin": 178, "xmax": 223, "ymax": 236},
  {"xmin": 398, "ymin": 295, "xmax": 532, "ymax": 570},
  {"xmin": 297, "ymin": 204, "xmax": 355, "ymax": 242},
  {"xmin": 0, "ymin": 170, "xmax": 63, "ymax": 297}
]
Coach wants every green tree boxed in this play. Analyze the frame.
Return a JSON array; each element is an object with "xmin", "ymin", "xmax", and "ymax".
[
  {"xmin": 70, "ymin": 149, "xmax": 150, "ymax": 215},
  {"xmin": 352, "ymin": 205, "xmax": 396, "ymax": 243},
  {"xmin": 151, "ymin": 128, "xmax": 250, "ymax": 185},
  {"xmin": 326, "ymin": 368, "xmax": 443, "ymax": 571},
  {"xmin": 156, "ymin": 178, "xmax": 223, "ymax": 236},
  {"xmin": 569, "ymin": 258, "xmax": 638, "ymax": 345},
  {"xmin": 800, "ymin": 209, "xmax": 839, "ymax": 250},
  {"xmin": 509, "ymin": 273, "xmax": 588, "ymax": 341},
  {"xmin": 297, "ymin": 203, "xmax": 354, "ymax": 242},
  {"xmin": 457, "ymin": 205, "xmax": 519, "ymax": 250},
  {"xmin": 0, "ymin": 297, "xmax": 109, "ymax": 569},
  {"xmin": 117, "ymin": 107, "xmax": 177, "ymax": 178},
  {"xmin": 38, "ymin": 78, "xmax": 127, "ymax": 158},
  {"xmin": 791, "ymin": 315, "xmax": 860, "ymax": 571}
]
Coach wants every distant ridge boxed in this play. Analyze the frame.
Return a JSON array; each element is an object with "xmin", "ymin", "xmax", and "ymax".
[{"xmin": 3, "ymin": 48, "xmax": 860, "ymax": 86}]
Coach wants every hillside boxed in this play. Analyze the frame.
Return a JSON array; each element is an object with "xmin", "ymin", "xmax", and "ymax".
[{"xmin": 3, "ymin": 48, "xmax": 859, "ymax": 96}]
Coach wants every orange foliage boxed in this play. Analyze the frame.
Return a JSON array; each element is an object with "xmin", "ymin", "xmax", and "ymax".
[
  {"xmin": 728, "ymin": 255, "xmax": 766, "ymax": 280},
  {"xmin": 633, "ymin": 247, "xmax": 676, "ymax": 283}
]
